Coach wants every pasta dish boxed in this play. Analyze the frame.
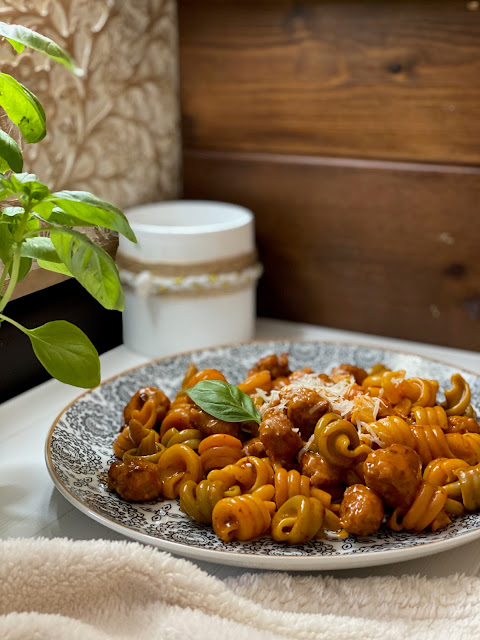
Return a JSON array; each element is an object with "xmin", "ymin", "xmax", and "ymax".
[{"xmin": 107, "ymin": 353, "xmax": 480, "ymax": 544}]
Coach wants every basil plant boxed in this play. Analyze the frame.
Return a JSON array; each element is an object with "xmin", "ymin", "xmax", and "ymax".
[{"xmin": 0, "ymin": 23, "xmax": 136, "ymax": 389}]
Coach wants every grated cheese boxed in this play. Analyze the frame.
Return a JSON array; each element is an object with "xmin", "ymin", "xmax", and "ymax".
[
  {"xmin": 358, "ymin": 421, "xmax": 385, "ymax": 448},
  {"xmin": 255, "ymin": 372, "xmax": 382, "ymax": 443},
  {"xmin": 256, "ymin": 373, "xmax": 357, "ymax": 418}
]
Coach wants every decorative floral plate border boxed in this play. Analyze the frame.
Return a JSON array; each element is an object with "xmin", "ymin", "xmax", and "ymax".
[{"xmin": 45, "ymin": 340, "xmax": 480, "ymax": 570}]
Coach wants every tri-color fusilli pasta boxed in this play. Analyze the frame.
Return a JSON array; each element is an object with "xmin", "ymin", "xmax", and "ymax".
[{"xmin": 107, "ymin": 353, "xmax": 479, "ymax": 543}]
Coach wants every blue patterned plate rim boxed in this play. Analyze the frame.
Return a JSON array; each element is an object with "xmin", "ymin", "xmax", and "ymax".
[{"xmin": 45, "ymin": 339, "xmax": 480, "ymax": 570}]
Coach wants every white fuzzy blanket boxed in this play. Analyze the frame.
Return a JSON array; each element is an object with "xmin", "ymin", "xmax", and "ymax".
[{"xmin": 0, "ymin": 538, "xmax": 479, "ymax": 640}]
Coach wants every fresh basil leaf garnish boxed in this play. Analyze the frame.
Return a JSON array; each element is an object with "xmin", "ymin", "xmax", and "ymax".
[{"xmin": 186, "ymin": 380, "xmax": 262, "ymax": 424}]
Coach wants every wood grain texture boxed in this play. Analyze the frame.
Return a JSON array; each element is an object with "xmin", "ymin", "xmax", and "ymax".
[
  {"xmin": 183, "ymin": 150, "xmax": 480, "ymax": 351},
  {"xmin": 178, "ymin": 0, "xmax": 480, "ymax": 165}
]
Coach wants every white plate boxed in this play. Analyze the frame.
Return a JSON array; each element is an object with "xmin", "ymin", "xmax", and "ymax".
[{"xmin": 45, "ymin": 340, "xmax": 480, "ymax": 570}]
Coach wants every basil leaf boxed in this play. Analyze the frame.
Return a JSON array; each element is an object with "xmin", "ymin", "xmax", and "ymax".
[
  {"xmin": 6, "ymin": 38, "xmax": 25, "ymax": 54},
  {"xmin": 21, "ymin": 237, "xmax": 61, "ymax": 262},
  {"xmin": 0, "ymin": 73, "xmax": 46, "ymax": 143},
  {"xmin": 13, "ymin": 256, "xmax": 32, "ymax": 282},
  {"xmin": 42, "ymin": 205, "xmax": 97, "ymax": 228},
  {"xmin": 186, "ymin": 380, "xmax": 262, "ymax": 424},
  {"xmin": 50, "ymin": 227, "xmax": 124, "ymax": 310},
  {"xmin": 25, "ymin": 320, "xmax": 100, "ymax": 387},
  {"xmin": 0, "ymin": 223, "xmax": 14, "ymax": 263},
  {"xmin": 0, "ymin": 173, "xmax": 15, "ymax": 199},
  {"xmin": 2, "ymin": 206, "xmax": 24, "ymax": 217},
  {"xmin": 0, "ymin": 130, "xmax": 23, "ymax": 172},
  {"xmin": 36, "ymin": 191, "xmax": 136, "ymax": 242},
  {"xmin": 9, "ymin": 173, "xmax": 50, "ymax": 200},
  {"xmin": 37, "ymin": 258, "xmax": 72, "ymax": 277},
  {"xmin": 0, "ymin": 23, "xmax": 82, "ymax": 75}
]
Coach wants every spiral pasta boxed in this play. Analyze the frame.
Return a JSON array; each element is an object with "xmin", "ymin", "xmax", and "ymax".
[
  {"xmin": 123, "ymin": 430, "xmax": 165, "ymax": 464},
  {"xmin": 208, "ymin": 456, "xmax": 274, "ymax": 494},
  {"xmin": 445, "ymin": 432, "xmax": 480, "ymax": 465},
  {"xmin": 237, "ymin": 370, "xmax": 272, "ymax": 396},
  {"xmin": 388, "ymin": 482, "xmax": 448, "ymax": 532},
  {"xmin": 161, "ymin": 427, "xmax": 203, "ymax": 450},
  {"xmin": 157, "ymin": 444, "xmax": 204, "ymax": 499},
  {"xmin": 423, "ymin": 458, "xmax": 470, "ymax": 486},
  {"xmin": 410, "ymin": 425, "xmax": 455, "ymax": 467},
  {"xmin": 443, "ymin": 464, "xmax": 480, "ymax": 511},
  {"xmin": 212, "ymin": 487, "xmax": 275, "ymax": 542},
  {"xmin": 401, "ymin": 377, "xmax": 439, "ymax": 407},
  {"xmin": 123, "ymin": 386, "xmax": 170, "ymax": 427},
  {"xmin": 443, "ymin": 374, "xmax": 473, "ymax": 417},
  {"xmin": 379, "ymin": 370, "xmax": 406, "ymax": 405},
  {"xmin": 185, "ymin": 368, "xmax": 227, "ymax": 389},
  {"xmin": 179, "ymin": 479, "xmax": 226, "ymax": 524},
  {"xmin": 271, "ymin": 495, "xmax": 325, "ymax": 544},
  {"xmin": 364, "ymin": 416, "xmax": 415, "ymax": 449},
  {"xmin": 314, "ymin": 413, "xmax": 371, "ymax": 468},
  {"xmin": 159, "ymin": 400, "xmax": 200, "ymax": 440},
  {"xmin": 108, "ymin": 353, "xmax": 479, "ymax": 545},
  {"xmin": 274, "ymin": 468, "xmax": 311, "ymax": 508},
  {"xmin": 198, "ymin": 434, "xmax": 244, "ymax": 472},
  {"xmin": 411, "ymin": 406, "xmax": 448, "ymax": 430},
  {"xmin": 113, "ymin": 418, "xmax": 159, "ymax": 459}
]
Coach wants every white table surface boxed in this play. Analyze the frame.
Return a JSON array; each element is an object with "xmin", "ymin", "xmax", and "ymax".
[{"xmin": 1, "ymin": 318, "xmax": 480, "ymax": 580}]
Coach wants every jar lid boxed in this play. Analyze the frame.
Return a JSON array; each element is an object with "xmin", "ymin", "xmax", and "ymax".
[{"xmin": 119, "ymin": 200, "xmax": 254, "ymax": 264}]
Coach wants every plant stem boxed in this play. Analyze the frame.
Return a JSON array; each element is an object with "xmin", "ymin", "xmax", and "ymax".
[
  {"xmin": 0, "ymin": 258, "xmax": 11, "ymax": 292},
  {"xmin": 0, "ymin": 312, "xmax": 28, "ymax": 334},
  {"xmin": 0, "ymin": 247, "xmax": 20, "ymax": 313},
  {"xmin": 0, "ymin": 202, "xmax": 31, "ymax": 313}
]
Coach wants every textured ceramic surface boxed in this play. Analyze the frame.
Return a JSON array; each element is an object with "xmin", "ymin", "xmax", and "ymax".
[{"xmin": 45, "ymin": 340, "xmax": 480, "ymax": 570}]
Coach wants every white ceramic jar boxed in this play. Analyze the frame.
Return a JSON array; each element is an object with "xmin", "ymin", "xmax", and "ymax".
[{"xmin": 117, "ymin": 201, "xmax": 262, "ymax": 358}]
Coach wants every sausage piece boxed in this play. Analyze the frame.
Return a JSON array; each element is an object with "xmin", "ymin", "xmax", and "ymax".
[
  {"xmin": 331, "ymin": 364, "xmax": 368, "ymax": 385},
  {"xmin": 108, "ymin": 459, "xmax": 162, "ymax": 502},
  {"xmin": 196, "ymin": 408, "xmax": 240, "ymax": 438},
  {"xmin": 363, "ymin": 444, "xmax": 422, "ymax": 510},
  {"xmin": 300, "ymin": 451, "xmax": 344, "ymax": 498},
  {"xmin": 123, "ymin": 386, "xmax": 170, "ymax": 427},
  {"xmin": 259, "ymin": 408, "xmax": 303, "ymax": 467},
  {"xmin": 283, "ymin": 387, "xmax": 329, "ymax": 440},
  {"xmin": 248, "ymin": 353, "xmax": 291, "ymax": 380},
  {"xmin": 339, "ymin": 484, "xmax": 384, "ymax": 536}
]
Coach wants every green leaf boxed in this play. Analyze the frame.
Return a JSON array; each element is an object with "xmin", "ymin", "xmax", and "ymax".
[
  {"xmin": 36, "ymin": 191, "xmax": 136, "ymax": 242},
  {"xmin": 13, "ymin": 256, "xmax": 32, "ymax": 282},
  {"xmin": 2, "ymin": 206, "xmax": 24, "ymax": 217},
  {"xmin": 0, "ymin": 23, "xmax": 83, "ymax": 76},
  {"xmin": 50, "ymin": 228, "xmax": 124, "ymax": 310},
  {"xmin": 37, "ymin": 258, "xmax": 72, "ymax": 276},
  {"xmin": 186, "ymin": 380, "xmax": 262, "ymax": 424},
  {"xmin": 0, "ymin": 223, "xmax": 14, "ymax": 263},
  {"xmin": 6, "ymin": 38, "xmax": 25, "ymax": 54},
  {"xmin": 21, "ymin": 236, "xmax": 61, "ymax": 262},
  {"xmin": 0, "ymin": 173, "xmax": 14, "ymax": 199},
  {"xmin": 40, "ymin": 205, "xmax": 97, "ymax": 228},
  {"xmin": 0, "ymin": 209, "xmax": 37, "ymax": 266},
  {"xmin": 24, "ymin": 320, "xmax": 100, "ymax": 388},
  {"xmin": 0, "ymin": 129, "xmax": 23, "ymax": 172},
  {"xmin": 0, "ymin": 73, "xmax": 46, "ymax": 143},
  {"xmin": 9, "ymin": 173, "xmax": 50, "ymax": 200}
]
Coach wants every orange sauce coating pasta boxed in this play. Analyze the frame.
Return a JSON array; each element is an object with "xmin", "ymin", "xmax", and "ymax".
[{"xmin": 107, "ymin": 359, "xmax": 479, "ymax": 544}]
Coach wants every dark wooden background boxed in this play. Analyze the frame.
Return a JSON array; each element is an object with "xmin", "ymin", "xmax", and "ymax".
[{"xmin": 179, "ymin": 0, "xmax": 480, "ymax": 351}]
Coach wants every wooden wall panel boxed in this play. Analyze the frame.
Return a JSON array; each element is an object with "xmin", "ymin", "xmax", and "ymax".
[
  {"xmin": 183, "ymin": 151, "xmax": 480, "ymax": 351},
  {"xmin": 179, "ymin": 0, "xmax": 480, "ymax": 165}
]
